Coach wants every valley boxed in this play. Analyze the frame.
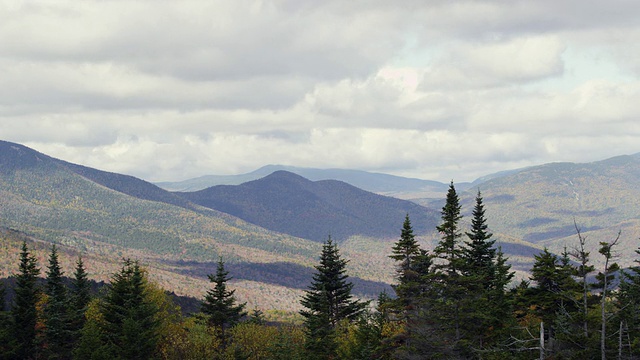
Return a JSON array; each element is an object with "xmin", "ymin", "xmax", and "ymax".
[{"xmin": 1, "ymin": 140, "xmax": 640, "ymax": 315}]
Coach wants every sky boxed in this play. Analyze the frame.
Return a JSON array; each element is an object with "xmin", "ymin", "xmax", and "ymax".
[{"xmin": 2, "ymin": 0, "xmax": 640, "ymax": 183}]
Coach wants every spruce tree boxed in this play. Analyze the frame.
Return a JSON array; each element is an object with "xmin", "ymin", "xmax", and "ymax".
[
  {"xmin": 12, "ymin": 241, "xmax": 41, "ymax": 360},
  {"xmin": 389, "ymin": 214, "xmax": 424, "ymax": 304},
  {"xmin": 0, "ymin": 281, "xmax": 17, "ymax": 360},
  {"xmin": 69, "ymin": 256, "xmax": 91, "ymax": 346},
  {"xmin": 461, "ymin": 191, "xmax": 514, "ymax": 351},
  {"xmin": 300, "ymin": 237, "xmax": 366, "ymax": 359},
  {"xmin": 432, "ymin": 181, "xmax": 466, "ymax": 351},
  {"xmin": 389, "ymin": 214, "xmax": 434, "ymax": 356},
  {"xmin": 43, "ymin": 245, "xmax": 73, "ymax": 359},
  {"xmin": 529, "ymin": 248, "xmax": 579, "ymax": 356},
  {"xmin": 100, "ymin": 259, "xmax": 160, "ymax": 359},
  {"xmin": 463, "ymin": 190, "xmax": 496, "ymax": 287},
  {"xmin": 201, "ymin": 259, "xmax": 247, "ymax": 346},
  {"xmin": 434, "ymin": 181, "xmax": 464, "ymax": 272}
]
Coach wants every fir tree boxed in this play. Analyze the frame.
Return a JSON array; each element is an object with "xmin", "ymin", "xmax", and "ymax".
[
  {"xmin": 389, "ymin": 214, "xmax": 428, "ymax": 305},
  {"xmin": 300, "ymin": 237, "xmax": 366, "ymax": 359},
  {"xmin": 0, "ymin": 281, "xmax": 17, "ymax": 360},
  {"xmin": 463, "ymin": 190, "xmax": 496, "ymax": 288},
  {"xmin": 432, "ymin": 181, "xmax": 466, "ymax": 352},
  {"xmin": 69, "ymin": 256, "xmax": 91, "ymax": 346},
  {"xmin": 43, "ymin": 245, "xmax": 73, "ymax": 359},
  {"xmin": 12, "ymin": 241, "xmax": 41, "ymax": 360},
  {"xmin": 100, "ymin": 259, "xmax": 160, "ymax": 359},
  {"xmin": 201, "ymin": 259, "xmax": 247, "ymax": 346},
  {"xmin": 434, "ymin": 181, "xmax": 464, "ymax": 273},
  {"xmin": 461, "ymin": 191, "xmax": 514, "ymax": 351},
  {"xmin": 529, "ymin": 248, "xmax": 579, "ymax": 356},
  {"xmin": 248, "ymin": 307, "xmax": 266, "ymax": 325},
  {"xmin": 389, "ymin": 215, "xmax": 435, "ymax": 356}
]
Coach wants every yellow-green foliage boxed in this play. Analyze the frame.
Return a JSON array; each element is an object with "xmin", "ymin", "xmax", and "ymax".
[{"xmin": 158, "ymin": 317, "xmax": 222, "ymax": 360}]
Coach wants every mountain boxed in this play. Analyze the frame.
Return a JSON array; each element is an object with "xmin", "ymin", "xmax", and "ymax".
[
  {"xmin": 465, "ymin": 153, "xmax": 640, "ymax": 268},
  {"xmin": 156, "ymin": 165, "xmax": 469, "ymax": 199},
  {"xmin": 176, "ymin": 170, "xmax": 441, "ymax": 242}
]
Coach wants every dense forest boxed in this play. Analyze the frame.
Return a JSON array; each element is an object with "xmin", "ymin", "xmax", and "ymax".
[{"xmin": 2, "ymin": 183, "xmax": 640, "ymax": 359}]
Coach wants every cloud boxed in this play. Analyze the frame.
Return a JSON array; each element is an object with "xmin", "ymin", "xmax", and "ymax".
[{"xmin": 1, "ymin": 0, "xmax": 640, "ymax": 184}]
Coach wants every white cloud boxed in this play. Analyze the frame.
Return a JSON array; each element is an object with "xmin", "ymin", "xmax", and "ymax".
[{"xmin": 2, "ymin": 0, "xmax": 640, "ymax": 183}]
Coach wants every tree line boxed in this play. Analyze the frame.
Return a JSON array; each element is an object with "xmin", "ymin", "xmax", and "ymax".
[{"xmin": 2, "ymin": 182, "xmax": 640, "ymax": 359}]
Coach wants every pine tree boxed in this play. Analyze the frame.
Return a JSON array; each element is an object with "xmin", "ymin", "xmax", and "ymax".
[
  {"xmin": 300, "ymin": 237, "xmax": 366, "ymax": 359},
  {"xmin": 43, "ymin": 245, "xmax": 73, "ymax": 359},
  {"xmin": 100, "ymin": 259, "xmax": 160, "ymax": 359},
  {"xmin": 201, "ymin": 259, "xmax": 247, "ymax": 347},
  {"xmin": 12, "ymin": 241, "xmax": 41, "ymax": 360}
]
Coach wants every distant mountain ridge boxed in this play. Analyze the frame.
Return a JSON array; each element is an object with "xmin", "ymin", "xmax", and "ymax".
[
  {"xmin": 156, "ymin": 164, "xmax": 470, "ymax": 199},
  {"xmin": 467, "ymin": 153, "xmax": 640, "ymax": 268},
  {"xmin": 2, "ymin": 138, "xmax": 640, "ymax": 308},
  {"xmin": 176, "ymin": 170, "xmax": 440, "ymax": 242}
]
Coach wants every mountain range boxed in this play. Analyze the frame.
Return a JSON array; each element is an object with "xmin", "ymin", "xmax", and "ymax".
[
  {"xmin": 156, "ymin": 164, "xmax": 467, "ymax": 199},
  {"xmin": 1, "ymin": 139, "xmax": 640, "ymax": 313}
]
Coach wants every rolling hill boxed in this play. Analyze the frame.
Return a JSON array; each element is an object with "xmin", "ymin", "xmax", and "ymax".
[
  {"xmin": 0, "ymin": 140, "xmax": 399, "ymax": 312},
  {"xmin": 4, "ymin": 138, "xmax": 640, "ymax": 312},
  {"xmin": 465, "ymin": 153, "xmax": 640, "ymax": 268},
  {"xmin": 176, "ymin": 170, "xmax": 441, "ymax": 242},
  {"xmin": 156, "ymin": 164, "xmax": 468, "ymax": 199}
]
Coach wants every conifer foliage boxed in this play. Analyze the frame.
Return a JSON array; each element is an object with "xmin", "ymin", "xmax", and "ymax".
[
  {"xmin": 44, "ymin": 245, "xmax": 73, "ymax": 359},
  {"xmin": 99, "ymin": 259, "xmax": 160, "ymax": 359},
  {"xmin": 300, "ymin": 237, "xmax": 366, "ymax": 359},
  {"xmin": 12, "ymin": 242, "xmax": 41, "ymax": 360},
  {"xmin": 201, "ymin": 259, "xmax": 247, "ymax": 345}
]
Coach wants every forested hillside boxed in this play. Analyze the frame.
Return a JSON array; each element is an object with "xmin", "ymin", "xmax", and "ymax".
[
  {"xmin": 3, "ymin": 185, "xmax": 640, "ymax": 359},
  {"xmin": 176, "ymin": 170, "xmax": 440, "ymax": 242}
]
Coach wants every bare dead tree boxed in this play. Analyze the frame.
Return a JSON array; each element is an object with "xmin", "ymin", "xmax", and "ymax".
[{"xmin": 599, "ymin": 230, "xmax": 621, "ymax": 360}]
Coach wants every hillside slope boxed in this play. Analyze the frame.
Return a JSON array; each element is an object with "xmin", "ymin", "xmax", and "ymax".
[
  {"xmin": 467, "ymin": 154, "xmax": 640, "ymax": 267},
  {"xmin": 177, "ymin": 170, "xmax": 441, "ymax": 242},
  {"xmin": 157, "ymin": 164, "xmax": 464, "ymax": 199}
]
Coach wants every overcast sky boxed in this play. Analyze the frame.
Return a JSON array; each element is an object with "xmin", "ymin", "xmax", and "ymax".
[{"xmin": 1, "ymin": 1, "xmax": 640, "ymax": 183}]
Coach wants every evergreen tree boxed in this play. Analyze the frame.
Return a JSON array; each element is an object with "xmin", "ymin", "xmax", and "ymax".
[
  {"xmin": 461, "ymin": 191, "xmax": 514, "ymax": 352},
  {"xmin": 248, "ymin": 307, "xmax": 266, "ymax": 325},
  {"xmin": 201, "ymin": 258, "xmax": 247, "ymax": 346},
  {"xmin": 300, "ymin": 237, "xmax": 366, "ymax": 359},
  {"xmin": 434, "ymin": 182, "xmax": 464, "ymax": 273},
  {"xmin": 528, "ymin": 248, "xmax": 579, "ymax": 357},
  {"xmin": 431, "ymin": 181, "xmax": 466, "ymax": 355},
  {"xmin": 0, "ymin": 281, "xmax": 17, "ymax": 360},
  {"xmin": 390, "ymin": 215, "xmax": 422, "ymax": 286},
  {"xmin": 463, "ymin": 190, "xmax": 496, "ymax": 287},
  {"xmin": 43, "ymin": 245, "xmax": 73, "ymax": 359},
  {"xmin": 388, "ymin": 215, "xmax": 435, "ymax": 356},
  {"xmin": 100, "ymin": 259, "xmax": 160, "ymax": 359},
  {"xmin": 12, "ymin": 241, "xmax": 41, "ymax": 360},
  {"xmin": 69, "ymin": 256, "xmax": 91, "ymax": 347}
]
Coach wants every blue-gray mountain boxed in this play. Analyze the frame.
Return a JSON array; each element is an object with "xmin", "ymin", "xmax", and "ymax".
[
  {"xmin": 176, "ymin": 170, "xmax": 440, "ymax": 242},
  {"xmin": 156, "ymin": 164, "xmax": 472, "ymax": 198}
]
